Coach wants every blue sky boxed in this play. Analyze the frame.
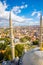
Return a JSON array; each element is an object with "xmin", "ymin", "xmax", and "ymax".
[{"xmin": 0, "ymin": 0, "xmax": 43, "ymax": 27}]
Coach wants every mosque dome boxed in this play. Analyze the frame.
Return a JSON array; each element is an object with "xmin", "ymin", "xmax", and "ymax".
[{"xmin": 19, "ymin": 47, "xmax": 43, "ymax": 65}]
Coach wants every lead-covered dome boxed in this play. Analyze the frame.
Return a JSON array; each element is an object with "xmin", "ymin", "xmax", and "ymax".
[{"xmin": 19, "ymin": 47, "xmax": 43, "ymax": 65}]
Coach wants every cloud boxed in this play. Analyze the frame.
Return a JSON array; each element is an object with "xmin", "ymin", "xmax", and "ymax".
[
  {"xmin": 29, "ymin": 21, "xmax": 39, "ymax": 25},
  {"xmin": 0, "ymin": 1, "xmax": 25, "ymax": 21},
  {"xmin": 0, "ymin": 1, "xmax": 40, "ymax": 27},
  {"xmin": 31, "ymin": 11, "xmax": 37, "ymax": 16},
  {"xmin": 0, "ymin": 1, "xmax": 30, "ymax": 27},
  {"xmin": 12, "ymin": 4, "xmax": 28, "ymax": 14},
  {"xmin": 21, "ymin": 4, "xmax": 28, "ymax": 8},
  {"xmin": 42, "ymin": 16, "xmax": 43, "ymax": 19},
  {"xmin": 11, "ymin": 12, "xmax": 25, "ymax": 22},
  {"xmin": 0, "ymin": 1, "xmax": 8, "ymax": 16},
  {"xmin": 12, "ymin": 6, "xmax": 21, "ymax": 14},
  {"xmin": 31, "ymin": 10, "xmax": 40, "ymax": 18}
]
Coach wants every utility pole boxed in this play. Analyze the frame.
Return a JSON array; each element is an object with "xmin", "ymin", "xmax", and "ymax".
[{"xmin": 9, "ymin": 12, "xmax": 15, "ymax": 60}]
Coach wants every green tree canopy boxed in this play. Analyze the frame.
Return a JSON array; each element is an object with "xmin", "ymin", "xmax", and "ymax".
[
  {"xmin": 15, "ymin": 44, "xmax": 24, "ymax": 57},
  {"xmin": 0, "ymin": 52, "xmax": 4, "ymax": 62},
  {"xmin": 4, "ymin": 46, "xmax": 12, "ymax": 60},
  {"xmin": 32, "ymin": 40, "xmax": 39, "ymax": 45},
  {"xmin": 20, "ymin": 36, "xmax": 31, "ymax": 42}
]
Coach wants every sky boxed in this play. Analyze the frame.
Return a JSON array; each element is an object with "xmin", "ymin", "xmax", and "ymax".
[{"xmin": 0, "ymin": 0, "xmax": 43, "ymax": 27}]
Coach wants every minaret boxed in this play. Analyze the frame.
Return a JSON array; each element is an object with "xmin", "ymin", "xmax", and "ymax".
[
  {"xmin": 9, "ymin": 12, "xmax": 15, "ymax": 60},
  {"xmin": 40, "ymin": 13, "xmax": 43, "ymax": 50},
  {"xmin": 40, "ymin": 13, "xmax": 42, "ymax": 43}
]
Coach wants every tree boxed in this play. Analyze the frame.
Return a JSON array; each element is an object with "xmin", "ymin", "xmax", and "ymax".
[
  {"xmin": 0, "ymin": 43, "xmax": 6, "ymax": 50},
  {"xmin": 15, "ymin": 44, "xmax": 24, "ymax": 57},
  {"xmin": 0, "ymin": 38, "xmax": 11, "ymax": 50},
  {"xmin": 4, "ymin": 38, "xmax": 11, "ymax": 45},
  {"xmin": 20, "ymin": 36, "xmax": 31, "ymax": 42},
  {"xmin": 0, "ymin": 52, "xmax": 4, "ymax": 62},
  {"xmin": 4, "ymin": 46, "xmax": 12, "ymax": 60},
  {"xmin": 0, "ymin": 38, "xmax": 11, "ymax": 45},
  {"xmin": 24, "ymin": 36, "xmax": 31, "ymax": 41},
  {"xmin": 32, "ymin": 40, "xmax": 39, "ymax": 45},
  {"xmin": 20, "ymin": 37, "xmax": 27, "ymax": 42}
]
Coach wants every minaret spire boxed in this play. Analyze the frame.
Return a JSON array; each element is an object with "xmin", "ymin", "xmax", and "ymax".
[
  {"xmin": 40, "ymin": 12, "xmax": 43, "ymax": 50},
  {"xmin": 9, "ymin": 11, "xmax": 15, "ymax": 60},
  {"xmin": 40, "ymin": 13, "xmax": 42, "ymax": 43}
]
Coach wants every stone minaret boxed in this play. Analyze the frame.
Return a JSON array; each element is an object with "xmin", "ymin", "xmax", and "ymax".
[
  {"xmin": 40, "ymin": 13, "xmax": 43, "ymax": 50},
  {"xmin": 40, "ymin": 14, "xmax": 42, "ymax": 43},
  {"xmin": 9, "ymin": 12, "xmax": 15, "ymax": 60}
]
